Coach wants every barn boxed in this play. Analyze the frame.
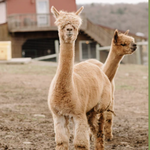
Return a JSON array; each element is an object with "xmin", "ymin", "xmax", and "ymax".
[{"xmin": 0, "ymin": 0, "xmax": 147, "ymax": 63}]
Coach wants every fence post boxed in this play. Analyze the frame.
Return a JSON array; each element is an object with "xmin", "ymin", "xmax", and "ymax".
[
  {"xmin": 96, "ymin": 44, "xmax": 100, "ymax": 61},
  {"xmin": 55, "ymin": 40, "xmax": 59, "ymax": 62},
  {"xmin": 136, "ymin": 45, "xmax": 142, "ymax": 65}
]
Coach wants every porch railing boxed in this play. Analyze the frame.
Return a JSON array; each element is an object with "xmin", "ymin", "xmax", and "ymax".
[
  {"xmin": 7, "ymin": 13, "xmax": 57, "ymax": 32},
  {"xmin": 96, "ymin": 41, "xmax": 148, "ymax": 65}
]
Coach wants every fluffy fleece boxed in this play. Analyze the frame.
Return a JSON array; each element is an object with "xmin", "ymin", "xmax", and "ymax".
[
  {"xmin": 86, "ymin": 29, "xmax": 137, "ymax": 141},
  {"xmin": 54, "ymin": 11, "xmax": 82, "ymax": 29},
  {"xmin": 48, "ymin": 6, "xmax": 112, "ymax": 150}
]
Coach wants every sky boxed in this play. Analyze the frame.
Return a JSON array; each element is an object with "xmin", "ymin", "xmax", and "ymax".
[{"xmin": 76, "ymin": 0, "xmax": 148, "ymax": 4}]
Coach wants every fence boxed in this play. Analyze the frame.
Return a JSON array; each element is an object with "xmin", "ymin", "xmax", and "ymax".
[
  {"xmin": 33, "ymin": 41, "xmax": 148, "ymax": 65},
  {"xmin": 7, "ymin": 13, "xmax": 56, "ymax": 32},
  {"xmin": 33, "ymin": 40, "xmax": 59, "ymax": 61},
  {"xmin": 96, "ymin": 41, "xmax": 148, "ymax": 65}
]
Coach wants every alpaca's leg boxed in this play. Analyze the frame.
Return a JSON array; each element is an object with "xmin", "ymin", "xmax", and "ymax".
[
  {"xmin": 87, "ymin": 109, "xmax": 98, "ymax": 137},
  {"xmin": 64, "ymin": 116, "xmax": 70, "ymax": 139},
  {"xmin": 105, "ymin": 100, "xmax": 114, "ymax": 141},
  {"xmin": 88, "ymin": 110, "xmax": 99, "ymax": 142},
  {"xmin": 94, "ymin": 112, "xmax": 105, "ymax": 150},
  {"xmin": 53, "ymin": 115, "xmax": 69, "ymax": 150},
  {"xmin": 70, "ymin": 117, "xmax": 75, "ymax": 141},
  {"xmin": 105, "ymin": 80, "xmax": 115, "ymax": 141},
  {"xmin": 73, "ymin": 114, "xmax": 90, "ymax": 150}
]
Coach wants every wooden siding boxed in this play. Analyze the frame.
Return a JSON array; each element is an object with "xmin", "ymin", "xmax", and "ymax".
[
  {"xmin": 0, "ymin": 23, "xmax": 10, "ymax": 41},
  {"xmin": 6, "ymin": 0, "xmax": 76, "ymax": 15},
  {"xmin": 10, "ymin": 31, "xmax": 58, "ymax": 58},
  {"xmin": 80, "ymin": 16, "xmax": 112, "ymax": 46},
  {"xmin": 8, "ymin": 31, "xmax": 91, "ymax": 60}
]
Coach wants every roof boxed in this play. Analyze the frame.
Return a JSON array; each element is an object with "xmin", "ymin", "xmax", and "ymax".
[
  {"xmin": 0, "ymin": 0, "xmax": 6, "ymax": 3},
  {"xmin": 97, "ymin": 23, "xmax": 148, "ymax": 40},
  {"xmin": 81, "ymin": 17, "xmax": 147, "ymax": 46}
]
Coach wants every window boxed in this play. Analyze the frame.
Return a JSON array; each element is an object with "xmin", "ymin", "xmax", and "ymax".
[
  {"xmin": 36, "ymin": 0, "xmax": 49, "ymax": 26},
  {"xmin": 80, "ymin": 41, "xmax": 96, "ymax": 61}
]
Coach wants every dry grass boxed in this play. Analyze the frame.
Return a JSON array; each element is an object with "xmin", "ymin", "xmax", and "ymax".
[{"xmin": 0, "ymin": 61, "xmax": 148, "ymax": 150}]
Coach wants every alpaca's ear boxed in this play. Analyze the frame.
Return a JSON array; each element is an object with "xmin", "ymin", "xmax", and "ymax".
[
  {"xmin": 51, "ymin": 6, "xmax": 60, "ymax": 19},
  {"xmin": 124, "ymin": 30, "xmax": 129, "ymax": 35},
  {"xmin": 113, "ymin": 29, "xmax": 118, "ymax": 43},
  {"xmin": 75, "ymin": 6, "xmax": 84, "ymax": 15}
]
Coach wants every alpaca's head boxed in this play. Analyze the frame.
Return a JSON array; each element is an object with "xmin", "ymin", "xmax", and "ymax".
[
  {"xmin": 112, "ymin": 29, "xmax": 137, "ymax": 56},
  {"xmin": 51, "ymin": 6, "xmax": 84, "ymax": 43}
]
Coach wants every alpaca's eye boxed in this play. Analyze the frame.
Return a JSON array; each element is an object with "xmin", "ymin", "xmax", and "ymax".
[
  {"xmin": 61, "ymin": 26, "xmax": 65, "ymax": 29},
  {"xmin": 121, "ymin": 43, "xmax": 126, "ymax": 46}
]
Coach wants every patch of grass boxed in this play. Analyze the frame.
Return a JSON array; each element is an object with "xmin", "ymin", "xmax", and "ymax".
[
  {"xmin": 116, "ymin": 84, "xmax": 135, "ymax": 90},
  {"xmin": 16, "ymin": 114, "xmax": 27, "ymax": 121},
  {"xmin": 0, "ymin": 63, "xmax": 57, "ymax": 75},
  {"xmin": 118, "ymin": 64, "xmax": 148, "ymax": 74}
]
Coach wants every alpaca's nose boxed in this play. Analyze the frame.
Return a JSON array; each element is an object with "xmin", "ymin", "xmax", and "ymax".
[
  {"xmin": 67, "ymin": 28, "xmax": 73, "ymax": 31},
  {"xmin": 132, "ymin": 43, "xmax": 137, "ymax": 47},
  {"xmin": 131, "ymin": 42, "xmax": 137, "ymax": 51}
]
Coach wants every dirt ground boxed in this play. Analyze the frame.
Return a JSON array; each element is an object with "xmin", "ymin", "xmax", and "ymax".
[{"xmin": 0, "ymin": 61, "xmax": 148, "ymax": 150}]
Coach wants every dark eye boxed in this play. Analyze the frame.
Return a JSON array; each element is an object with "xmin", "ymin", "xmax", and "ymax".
[
  {"xmin": 121, "ymin": 43, "xmax": 126, "ymax": 46},
  {"xmin": 61, "ymin": 26, "xmax": 65, "ymax": 29},
  {"xmin": 72, "ymin": 25, "xmax": 75, "ymax": 29}
]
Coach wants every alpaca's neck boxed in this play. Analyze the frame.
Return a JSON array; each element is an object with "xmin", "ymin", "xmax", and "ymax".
[
  {"xmin": 103, "ymin": 46, "xmax": 123, "ymax": 82},
  {"xmin": 55, "ymin": 42, "xmax": 74, "ymax": 90}
]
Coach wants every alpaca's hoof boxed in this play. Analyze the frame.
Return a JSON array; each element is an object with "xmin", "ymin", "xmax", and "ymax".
[
  {"xmin": 69, "ymin": 134, "xmax": 74, "ymax": 142},
  {"xmin": 105, "ymin": 133, "xmax": 113, "ymax": 141},
  {"xmin": 74, "ymin": 136, "xmax": 89, "ymax": 150},
  {"xmin": 56, "ymin": 142, "xmax": 68, "ymax": 150},
  {"xmin": 74, "ymin": 145, "xmax": 89, "ymax": 150},
  {"xmin": 95, "ymin": 142, "xmax": 104, "ymax": 150}
]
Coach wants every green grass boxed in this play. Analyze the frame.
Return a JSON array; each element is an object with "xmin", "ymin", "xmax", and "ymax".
[
  {"xmin": 116, "ymin": 84, "xmax": 135, "ymax": 90},
  {"xmin": 0, "ymin": 63, "xmax": 57, "ymax": 75},
  {"xmin": 118, "ymin": 64, "xmax": 148, "ymax": 74}
]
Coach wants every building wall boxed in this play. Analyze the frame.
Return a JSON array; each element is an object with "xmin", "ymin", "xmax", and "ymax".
[
  {"xmin": 7, "ymin": 0, "xmax": 36, "ymax": 15},
  {"xmin": 50, "ymin": 0, "xmax": 76, "ymax": 12},
  {"xmin": 0, "ymin": 23, "xmax": 10, "ymax": 41},
  {"xmin": 0, "ymin": 22, "xmax": 145, "ymax": 64},
  {"xmin": 6, "ymin": 0, "xmax": 76, "ymax": 15},
  {"xmin": 0, "ymin": 2, "xmax": 6, "ymax": 24},
  {"xmin": 8, "ymin": 30, "xmax": 92, "ymax": 60},
  {"xmin": 0, "ymin": 24, "xmax": 145, "ymax": 65},
  {"xmin": 75, "ymin": 33, "xmax": 94, "ymax": 62},
  {"xmin": 100, "ymin": 51, "xmax": 108, "ymax": 63},
  {"xmin": 10, "ymin": 31, "xmax": 91, "ymax": 59},
  {"xmin": 10, "ymin": 31, "xmax": 58, "ymax": 58}
]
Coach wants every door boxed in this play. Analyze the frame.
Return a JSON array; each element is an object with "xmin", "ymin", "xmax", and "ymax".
[
  {"xmin": 36, "ymin": 0, "xmax": 49, "ymax": 26},
  {"xmin": 79, "ymin": 41, "xmax": 96, "ymax": 61}
]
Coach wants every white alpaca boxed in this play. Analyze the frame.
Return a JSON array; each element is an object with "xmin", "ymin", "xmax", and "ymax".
[{"xmin": 48, "ymin": 6, "xmax": 112, "ymax": 150}]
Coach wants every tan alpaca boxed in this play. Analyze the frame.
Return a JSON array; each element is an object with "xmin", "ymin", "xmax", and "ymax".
[
  {"xmin": 86, "ymin": 29, "xmax": 137, "ymax": 141},
  {"xmin": 48, "ymin": 6, "xmax": 112, "ymax": 150}
]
